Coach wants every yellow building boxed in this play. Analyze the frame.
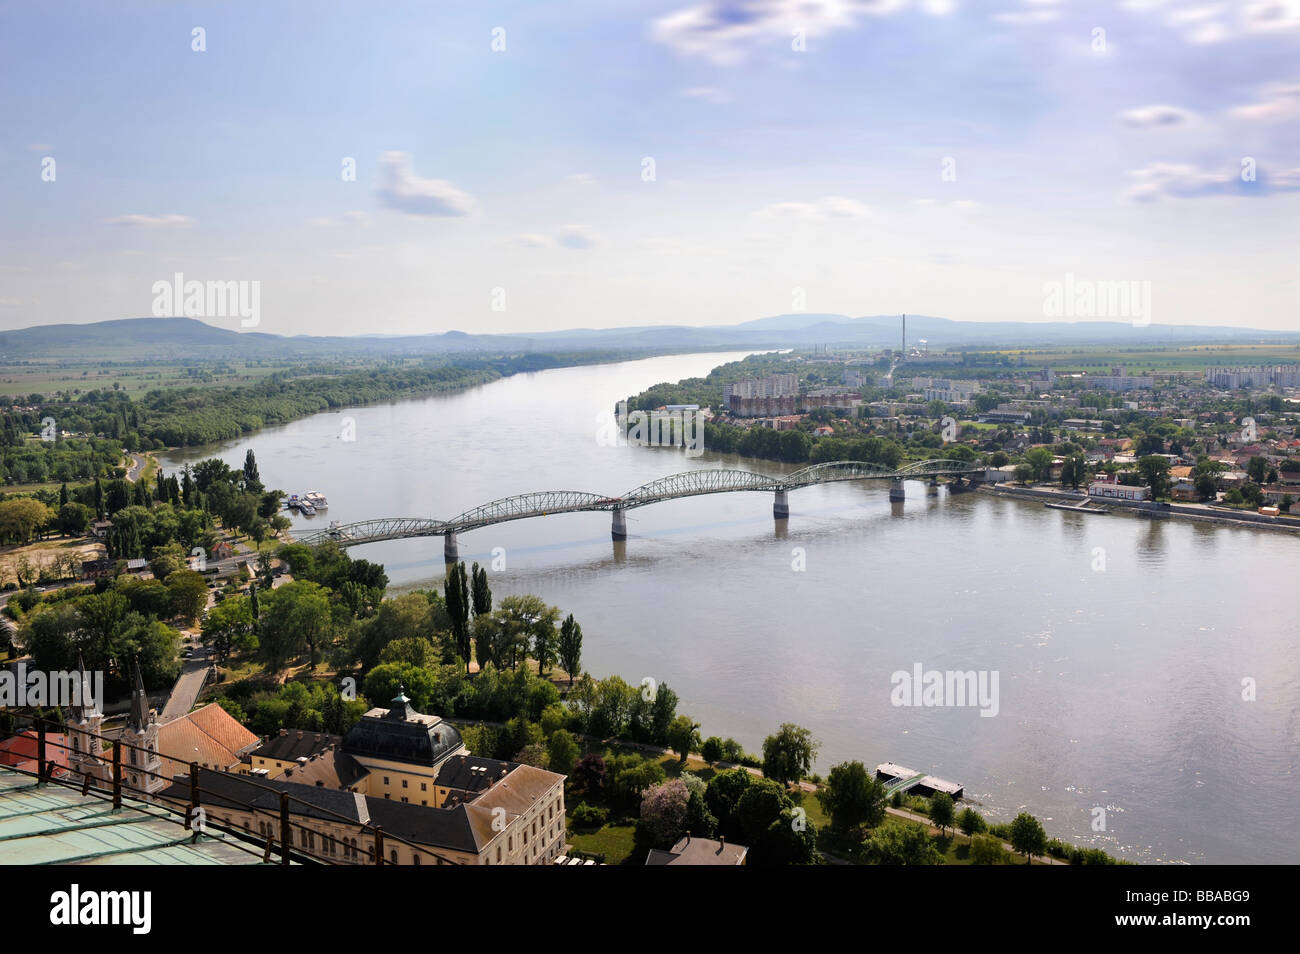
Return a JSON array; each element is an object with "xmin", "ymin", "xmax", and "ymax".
[{"xmin": 166, "ymin": 690, "xmax": 567, "ymax": 865}]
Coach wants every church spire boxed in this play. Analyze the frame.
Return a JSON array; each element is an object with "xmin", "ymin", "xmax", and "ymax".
[
  {"xmin": 128, "ymin": 657, "xmax": 150, "ymax": 730},
  {"xmin": 70, "ymin": 653, "xmax": 99, "ymax": 721}
]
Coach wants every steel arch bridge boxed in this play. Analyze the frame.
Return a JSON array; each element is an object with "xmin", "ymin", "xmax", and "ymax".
[{"xmin": 291, "ymin": 459, "xmax": 986, "ymax": 554}]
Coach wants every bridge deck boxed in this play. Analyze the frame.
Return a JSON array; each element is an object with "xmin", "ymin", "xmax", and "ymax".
[{"xmin": 293, "ymin": 459, "xmax": 986, "ymax": 548}]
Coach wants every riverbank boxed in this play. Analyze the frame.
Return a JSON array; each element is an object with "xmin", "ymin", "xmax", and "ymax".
[{"xmin": 981, "ymin": 482, "xmax": 1300, "ymax": 534}]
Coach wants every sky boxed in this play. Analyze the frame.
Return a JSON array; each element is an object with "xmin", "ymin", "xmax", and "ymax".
[{"xmin": 2, "ymin": 0, "xmax": 1299, "ymax": 338}]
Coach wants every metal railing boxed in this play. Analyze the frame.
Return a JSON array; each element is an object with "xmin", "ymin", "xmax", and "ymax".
[{"xmin": 3, "ymin": 716, "xmax": 468, "ymax": 866}]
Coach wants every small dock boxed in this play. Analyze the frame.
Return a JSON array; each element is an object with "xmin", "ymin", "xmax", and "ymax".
[
  {"xmin": 876, "ymin": 762, "xmax": 964, "ymax": 800},
  {"xmin": 1044, "ymin": 498, "xmax": 1109, "ymax": 515}
]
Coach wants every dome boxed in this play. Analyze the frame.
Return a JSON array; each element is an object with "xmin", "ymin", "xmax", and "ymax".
[{"xmin": 341, "ymin": 696, "xmax": 464, "ymax": 767}]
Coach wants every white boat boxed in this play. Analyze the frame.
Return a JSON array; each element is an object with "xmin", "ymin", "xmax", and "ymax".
[
  {"xmin": 299, "ymin": 501, "xmax": 316, "ymax": 516},
  {"xmin": 305, "ymin": 491, "xmax": 328, "ymax": 509}
]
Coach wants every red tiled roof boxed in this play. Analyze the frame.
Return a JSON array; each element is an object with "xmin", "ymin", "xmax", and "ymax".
[
  {"xmin": 0, "ymin": 731, "xmax": 71, "ymax": 776},
  {"xmin": 157, "ymin": 703, "xmax": 260, "ymax": 781}
]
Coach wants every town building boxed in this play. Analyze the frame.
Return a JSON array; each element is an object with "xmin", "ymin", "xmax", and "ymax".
[
  {"xmin": 160, "ymin": 691, "xmax": 567, "ymax": 866},
  {"xmin": 1088, "ymin": 476, "xmax": 1150, "ymax": 501},
  {"xmin": 645, "ymin": 833, "xmax": 748, "ymax": 865}
]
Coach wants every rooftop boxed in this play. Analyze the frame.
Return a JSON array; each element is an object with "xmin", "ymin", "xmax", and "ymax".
[
  {"xmin": 645, "ymin": 834, "xmax": 748, "ymax": 866},
  {"xmin": 0, "ymin": 766, "xmax": 278, "ymax": 865},
  {"xmin": 341, "ymin": 690, "xmax": 464, "ymax": 768}
]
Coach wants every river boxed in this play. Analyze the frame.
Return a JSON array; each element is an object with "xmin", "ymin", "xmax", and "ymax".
[{"xmin": 160, "ymin": 351, "xmax": 1300, "ymax": 864}]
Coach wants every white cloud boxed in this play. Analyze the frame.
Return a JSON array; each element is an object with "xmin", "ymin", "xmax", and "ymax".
[
  {"xmin": 651, "ymin": 0, "xmax": 927, "ymax": 65},
  {"xmin": 567, "ymin": 172, "xmax": 598, "ymax": 186},
  {"xmin": 1125, "ymin": 161, "xmax": 1300, "ymax": 200},
  {"xmin": 557, "ymin": 225, "xmax": 598, "ymax": 249},
  {"xmin": 375, "ymin": 151, "xmax": 475, "ymax": 217},
  {"xmin": 1127, "ymin": 0, "xmax": 1300, "ymax": 44},
  {"xmin": 1229, "ymin": 82, "xmax": 1300, "ymax": 121},
  {"xmin": 106, "ymin": 214, "xmax": 195, "ymax": 228},
  {"xmin": 309, "ymin": 211, "xmax": 372, "ymax": 228},
  {"xmin": 682, "ymin": 85, "xmax": 734, "ymax": 103},
  {"xmin": 755, "ymin": 195, "xmax": 873, "ymax": 219},
  {"xmin": 1121, "ymin": 104, "xmax": 1197, "ymax": 127},
  {"xmin": 510, "ymin": 233, "xmax": 553, "ymax": 247}
]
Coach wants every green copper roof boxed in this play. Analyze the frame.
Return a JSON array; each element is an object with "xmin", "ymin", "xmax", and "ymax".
[{"xmin": 0, "ymin": 768, "xmax": 284, "ymax": 865}]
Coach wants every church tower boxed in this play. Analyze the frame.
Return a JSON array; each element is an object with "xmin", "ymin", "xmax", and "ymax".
[
  {"xmin": 66, "ymin": 654, "xmax": 107, "ymax": 786},
  {"xmin": 120, "ymin": 658, "xmax": 164, "ymax": 796}
]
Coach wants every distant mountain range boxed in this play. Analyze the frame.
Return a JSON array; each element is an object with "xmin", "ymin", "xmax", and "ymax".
[{"xmin": 1, "ymin": 314, "xmax": 1297, "ymax": 362}]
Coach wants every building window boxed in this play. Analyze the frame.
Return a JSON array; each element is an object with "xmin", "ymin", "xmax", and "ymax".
[
  {"xmin": 402, "ymin": 779, "xmax": 408, "ymax": 788},
  {"xmin": 413, "ymin": 853, "xmax": 420, "ymax": 866},
  {"xmin": 390, "ymin": 849, "xmax": 398, "ymax": 865},
  {"xmin": 421, "ymin": 782, "xmax": 427, "ymax": 791},
  {"xmin": 401, "ymin": 796, "xmax": 408, "ymax": 803},
  {"xmin": 383, "ymin": 776, "xmax": 389, "ymax": 785}
]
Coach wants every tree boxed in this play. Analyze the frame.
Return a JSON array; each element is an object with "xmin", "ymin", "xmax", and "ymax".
[
  {"xmin": 969, "ymin": 832, "xmax": 1006, "ymax": 864},
  {"xmin": 1137, "ymin": 455, "xmax": 1172, "ymax": 499},
  {"xmin": 546, "ymin": 729, "xmax": 580, "ymax": 776},
  {"xmin": 1009, "ymin": 811, "xmax": 1047, "ymax": 864},
  {"xmin": 574, "ymin": 753, "xmax": 606, "ymax": 795},
  {"xmin": 201, "ymin": 593, "xmax": 255, "ymax": 662},
  {"xmin": 242, "ymin": 449, "xmax": 262, "ymax": 493},
  {"xmin": 490, "ymin": 594, "xmax": 559, "ymax": 675},
  {"xmin": 817, "ymin": 760, "xmax": 887, "ymax": 832},
  {"xmin": 1135, "ymin": 433, "xmax": 1165, "ymax": 456},
  {"xmin": 470, "ymin": 562, "xmax": 491, "ymax": 617},
  {"xmin": 1024, "ymin": 446, "xmax": 1054, "ymax": 482},
  {"xmin": 638, "ymin": 779, "xmax": 690, "ymax": 849},
  {"xmin": 378, "ymin": 636, "xmax": 439, "ymax": 669},
  {"xmin": 166, "ymin": 569, "xmax": 209, "ymax": 623},
  {"xmin": 1246, "ymin": 455, "xmax": 1269, "ymax": 485},
  {"xmin": 863, "ymin": 822, "xmax": 943, "ymax": 865},
  {"xmin": 148, "ymin": 542, "xmax": 187, "ymax": 581},
  {"xmin": 355, "ymin": 593, "xmax": 434, "ymax": 671},
  {"xmin": 1014, "ymin": 462, "xmax": 1033, "ymax": 485},
  {"xmin": 1060, "ymin": 454, "xmax": 1086, "ymax": 490},
  {"xmin": 761, "ymin": 723, "xmax": 819, "ymax": 786},
  {"xmin": 557, "ymin": 613, "xmax": 582, "ymax": 685},
  {"xmin": 704, "ymin": 768, "xmax": 753, "ymax": 835},
  {"xmin": 734, "ymin": 778, "xmax": 791, "ymax": 844},
  {"xmin": 665, "ymin": 714, "xmax": 701, "ymax": 764},
  {"xmin": 958, "ymin": 807, "xmax": 987, "ymax": 841},
  {"xmin": 259, "ymin": 580, "xmax": 334, "ymax": 672},
  {"xmin": 701, "ymin": 736, "xmax": 724, "ymax": 763},
  {"xmin": 444, "ymin": 562, "xmax": 471, "ymax": 670},
  {"xmin": 929, "ymin": 792, "xmax": 955, "ymax": 836},
  {"xmin": 0, "ymin": 498, "xmax": 54, "ymax": 544},
  {"xmin": 57, "ymin": 501, "xmax": 94, "ymax": 537}
]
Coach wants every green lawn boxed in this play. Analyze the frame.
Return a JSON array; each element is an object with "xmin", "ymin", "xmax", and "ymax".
[{"xmin": 566, "ymin": 821, "xmax": 639, "ymax": 865}]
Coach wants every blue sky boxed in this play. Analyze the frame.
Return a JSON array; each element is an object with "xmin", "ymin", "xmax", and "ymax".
[{"xmin": 2, "ymin": 0, "xmax": 1299, "ymax": 336}]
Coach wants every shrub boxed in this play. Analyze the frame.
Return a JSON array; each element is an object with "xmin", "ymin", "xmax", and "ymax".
[{"xmin": 570, "ymin": 803, "xmax": 608, "ymax": 829}]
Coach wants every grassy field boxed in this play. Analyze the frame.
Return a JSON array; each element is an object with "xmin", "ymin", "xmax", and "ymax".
[
  {"xmin": 0, "ymin": 536, "xmax": 104, "ymax": 588},
  {"xmin": 988, "ymin": 343, "xmax": 1300, "ymax": 373}
]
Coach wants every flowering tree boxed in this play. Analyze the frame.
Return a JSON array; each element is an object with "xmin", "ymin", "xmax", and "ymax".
[{"xmin": 638, "ymin": 778, "xmax": 690, "ymax": 848}]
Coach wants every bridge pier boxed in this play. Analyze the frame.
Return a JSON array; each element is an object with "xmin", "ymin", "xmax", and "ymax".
[
  {"xmin": 773, "ymin": 489, "xmax": 789, "ymax": 519},
  {"xmin": 444, "ymin": 532, "xmax": 458, "ymax": 563},
  {"xmin": 611, "ymin": 509, "xmax": 627, "ymax": 541},
  {"xmin": 928, "ymin": 474, "xmax": 939, "ymax": 495},
  {"xmin": 889, "ymin": 478, "xmax": 905, "ymax": 502}
]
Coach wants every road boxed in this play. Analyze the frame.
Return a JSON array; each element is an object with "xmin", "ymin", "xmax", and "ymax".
[
  {"xmin": 125, "ymin": 453, "xmax": 148, "ymax": 482},
  {"xmin": 160, "ymin": 653, "xmax": 212, "ymax": 722}
]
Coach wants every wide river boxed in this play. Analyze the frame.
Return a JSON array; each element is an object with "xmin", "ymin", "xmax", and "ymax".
[{"xmin": 162, "ymin": 352, "xmax": 1299, "ymax": 864}]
